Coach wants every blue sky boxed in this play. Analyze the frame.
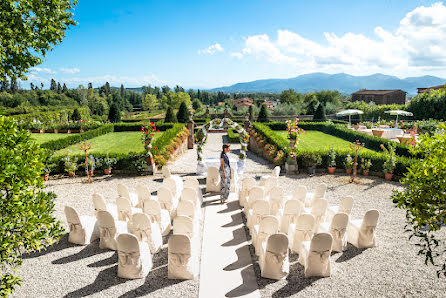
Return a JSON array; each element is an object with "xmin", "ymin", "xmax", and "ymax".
[{"xmin": 25, "ymin": 0, "xmax": 446, "ymax": 89}]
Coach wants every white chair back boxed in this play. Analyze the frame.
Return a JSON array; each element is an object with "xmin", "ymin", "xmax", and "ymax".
[
  {"xmin": 248, "ymin": 186, "xmax": 265, "ymax": 207},
  {"xmin": 259, "ymin": 215, "xmax": 279, "ymax": 235},
  {"xmin": 143, "ymin": 199, "xmax": 162, "ymax": 222},
  {"xmin": 284, "ymin": 199, "xmax": 302, "ymax": 217},
  {"xmin": 329, "ymin": 213, "xmax": 349, "ymax": 252},
  {"xmin": 242, "ymin": 177, "xmax": 256, "ymax": 191},
  {"xmin": 264, "ymin": 177, "xmax": 278, "ymax": 195},
  {"xmin": 269, "ymin": 187, "xmax": 284, "ymax": 215},
  {"xmin": 173, "ymin": 215, "xmax": 194, "ymax": 238},
  {"xmin": 117, "ymin": 184, "xmax": 131, "ymax": 199},
  {"xmin": 64, "ymin": 205, "xmax": 81, "ymax": 227},
  {"xmin": 96, "ymin": 210, "xmax": 117, "ymax": 250},
  {"xmin": 184, "ymin": 177, "xmax": 199, "ymax": 190},
  {"xmin": 162, "ymin": 166, "xmax": 171, "ymax": 178},
  {"xmin": 292, "ymin": 185, "xmax": 307, "ymax": 204},
  {"xmin": 313, "ymin": 183, "xmax": 327, "ymax": 200},
  {"xmin": 361, "ymin": 209, "xmax": 380, "ymax": 232},
  {"xmin": 338, "ymin": 196, "xmax": 353, "ymax": 214},
  {"xmin": 158, "ymin": 187, "xmax": 174, "ymax": 209},
  {"xmin": 252, "ymin": 199, "xmax": 270, "ymax": 216},
  {"xmin": 261, "ymin": 233, "xmax": 289, "ymax": 280},
  {"xmin": 136, "ymin": 185, "xmax": 151, "ymax": 202},
  {"xmin": 297, "ymin": 213, "xmax": 315, "ymax": 236},
  {"xmin": 177, "ymin": 200, "xmax": 196, "ymax": 219},
  {"xmin": 116, "ymin": 197, "xmax": 133, "ymax": 221},
  {"xmin": 92, "ymin": 193, "xmax": 107, "ymax": 215},
  {"xmin": 272, "ymin": 166, "xmax": 281, "ymax": 178},
  {"xmin": 181, "ymin": 187, "xmax": 199, "ymax": 207},
  {"xmin": 131, "ymin": 213, "xmax": 152, "ymax": 241},
  {"xmin": 168, "ymin": 234, "xmax": 194, "ymax": 279},
  {"xmin": 163, "ymin": 177, "xmax": 178, "ymax": 197}
]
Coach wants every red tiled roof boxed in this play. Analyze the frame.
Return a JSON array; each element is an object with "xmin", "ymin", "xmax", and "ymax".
[{"xmin": 352, "ymin": 89, "xmax": 405, "ymax": 95}]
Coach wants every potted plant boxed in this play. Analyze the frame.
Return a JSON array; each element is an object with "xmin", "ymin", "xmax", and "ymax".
[
  {"xmin": 344, "ymin": 154, "xmax": 354, "ymax": 174},
  {"xmin": 86, "ymin": 155, "xmax": 98, "ymax": 176},
  {"xmin": 62, "ymin": 155, "xmax": 78, "ymax": 177},
  {"xmin": 327, "ymin": 147, "xmax": 336, "ymax": 174},
  {"xmin": 100, "ymin": 153, "xmax": 117, "ymax": 175},
  {"xmin": 360, "ymin": 158, "xmax": 372, "ymax": 176},
  {"xmin": 381, "ymin": 143, "xmax": 396, "ymax": 180},
  {"xmin": 301, "ymin": 151, "xmax": 322, "ymax": 176}
]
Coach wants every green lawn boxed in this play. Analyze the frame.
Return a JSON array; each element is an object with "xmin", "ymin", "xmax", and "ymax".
[
  {"xmin": 277, "ymin": 131, "xmax": 376, "ymax": 152},
  {"xmin": 31, "ymin": 133, "xmax": 75, "ymax": 145},
  {"xmin": 54, "ymin": 131, "xmax": 163, "ymax": 156},
  {"xmin": 123, "ymin": 110, "xmax": 164, "ymax": 120}
]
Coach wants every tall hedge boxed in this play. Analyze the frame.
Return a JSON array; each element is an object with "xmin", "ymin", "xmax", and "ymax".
[
  {"xmin": 176, "ymin": 101, "xmax": 190, "ymax": 123},
  {"xmin": 7, "ymin": 107, "xmax": 90, "ymax": 123},
  {"xmin": 164, "ymin": 106, "xmax": 177, "ymax": 123},
  {"xmin": 408, "ymin": 89, "xmax": 446, "ymax": 120},
  {"xmin": 257, "ymin": 104, "xmax": 269, "ymax": 122}
]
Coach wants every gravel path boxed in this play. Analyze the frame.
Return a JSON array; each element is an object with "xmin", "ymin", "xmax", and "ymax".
[{"xmin": 11, "ymin": 132, "xmax": 446, "ymax": 297}]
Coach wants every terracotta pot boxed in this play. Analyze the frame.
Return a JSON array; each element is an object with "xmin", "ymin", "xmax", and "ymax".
[
  {"xmin": 31, "ymin": 129, "xmax": 44, "ymax": 133},
  {"xmin": 46, "ymin": 129, "xmax": 58, "ymax": 133},
  {"xmin": 327, "ymin": 167, "xmax": 336, "ymax": 174},
  {"xmin": 88, "ymin": 170, "xmax": 94, "ymax": 176},
  {"xmin": 43, "ymin": 174, "xmax": 49, "ymax": 181},
  {"xmin": 68, "ymin": 172, "xmax": 75, "ymax": 177},
  {"xmin": 362, "ymin": 170, "xmax": 369, "ymax": 176},
  {"xmin": 345, "ymin": 168, "xmax": 352, "ymax": 175},
  {"xmin": 384, "ymin": 172, "xmax": 393, "ymax": 181},
  {"xmin": 104, "ymin": 168, "xmax": 112, "ymax": 175}
]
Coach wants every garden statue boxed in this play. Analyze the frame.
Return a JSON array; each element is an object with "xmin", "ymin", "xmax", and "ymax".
[{"xmin": 141, "ymin": 122, "xmax": 157, "ymax": 175}]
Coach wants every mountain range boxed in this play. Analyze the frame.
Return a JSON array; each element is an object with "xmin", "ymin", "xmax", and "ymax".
[{"xmin": 209, "ymin": 73, "xmax": 446, "ymax": 95}]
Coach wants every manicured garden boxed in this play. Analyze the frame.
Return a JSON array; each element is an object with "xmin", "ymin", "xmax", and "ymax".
[{"xmin": 31, "ymin": 133, "xmax": 76, "ymax": 145}]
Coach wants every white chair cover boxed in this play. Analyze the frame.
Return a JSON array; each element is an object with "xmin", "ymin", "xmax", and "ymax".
[
  {"xmin": 304, "ymin": 198, "xmax": 328, "ymax": 230},
  {"xmin": 291, "ymin": 185, "xmax": 307, "ymax": 205},
  {"xmin": 269, "ymin": 187, "xmax": 285, "ymax": 216},
  {"xmin": 64, "ymin": 206, "xmax": 99, "ymax": 245},
  {"xmin": 260, "ymin": 166, "xmax": 281, "ymax": 185},
  {"xmin": 162, "ymin": 166, "xmax": 171, "ymax": 178},
  {"xmin": 319, "ymin": 213, "xmax": 349, "ymax": 252},
  {"xmin": 239, "ymin": 177, "xmax": 256, "ymax": 207},
  {"xmin": 305, "ymin": 183, "xmax": 327, "ymax": 207},
  {"xmin": 347, "ymin": 209, "xmax": 379, "ymax": 248},
  {"xmin": 158, "ymin": 186, "xmax": 178, "ymax": 219},
  {"xmin": 116, "ymin": 197, "xmax": 142, "ymax": 222},
  {"xmin": 128, "ymin": 213, "xmax": 162, "ymax": 254},
  {"xmin": 260, "ymin": 233, "xmax": 289, "ymax": 280},
  {"xmin": 247, "ymin": 199, "xmax": 270, "ymax": 230},
  {"xmin": 263, "ymin": 177, "xmax": 278, "ymax": 198},
  {"xmin": 135, "ymin": 185, "xmax": 152, "ymax": 209},
  {"xmin": 279, "ymin": 200, "xmax": 302, "ymax": 234},
  {"xmin": 117, "ymin": 233, "xmax": 152, "ymax": 279},
  {"xmin": 288, "ymin": 213, "xmax": 315, "ymax": 254},
  {"xmin": 299, "ymin": 232, "xmax": 333, "ymax": 277},
  {"xmin": 163, "ymin": 177, "xmax": 183, "ymax": 199},
  {"xmin": 252, "ymin": 216, "xmax": 279, "ymax": 256},
  {"xmin": 168, "ymin": 234, "xmax": 198, "ymax": 280},
  {"xmin": 143, "ymin": 199, "xmax": 171, "ymax": 236},
  {"xmin": 92, "ymin": 193, "xmax": 118, "ymax": 219},
  {"xmin": 117, "ymin": 184, "xmax": 139, "ymax": 207},
  {"xmin": 206, "ymin": 166, "xmax": 221, "ymax": 193},
  {"xmin": 244, "ymin": 186, "xmax": 265, "ymax": 216},
  {"xmin": 96, "ymin": 210, "xmax": 128, "ymax": 250},
  {"xmin": 327, "ymin": 196, "xmax": 353, "ymax": 222},
  {"xmin": 177, "ymin": 200, "xmax": 198, "ymax": 222},
  {"xmin": 184, "ymin": 177, "xmax": 203, "ymax": 204},
  {"xmin": 181, "ymin": 187, "xmax": 200, "ymax": 211},
  {"xmin": 173, "ymin": 215, "xmax": 196, "ymax": 240}
]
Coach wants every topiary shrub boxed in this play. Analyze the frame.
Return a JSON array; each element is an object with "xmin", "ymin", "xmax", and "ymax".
[
  {"xmin": 71, "ymin": 108, "xmax": 82, "ymax": 121},
  {"xmin": 0, "ymin": 117, "xmax": 64, "ymax": 297},
  {"xmin": 257, "ymin": 104, "xmax": 269, "ymax": 122},
  {"xmin": 176, "ymin": 101, "xmax": 190, "ymax": 123},
  {"xmin": 108, "ymin": 103, "xmax": 121, "ymax": 123},
  {"xmin": 164, "ymin": 106, "xmax": 177, "ymax": 123},
  {"xmin": 313, "ymin": 103, "xmax": 327, "ymax": 121}
]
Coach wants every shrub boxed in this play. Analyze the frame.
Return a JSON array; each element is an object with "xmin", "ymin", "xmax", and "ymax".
[
  {"xmin": 227, "ymin": 129, "xmax": 240, "ymax": 143},
  {"xmin": 176, "ymin": 101, "xmax": 190, "ymax": 123},
  {"xmin": 328, "ymin": 147, "xmax": 336, "ymax": 167},
  {"xmin": 300, "ymin": 151, "xmax": 322, "ymax": 167},
  {"xmin": 164, "ymin": 106, "xmax": 177, "ymax": 123},
  {"xmin": 408, "ymin": 88, "xmax": 446, "ymax": 120},
  {"xmin": 313, "ymin": 103, "xmax": 327, "ymax": 121},
  {"xmin": 0, "ymin": 117, "xmax": 64, "ymax": 296},
  {"xmin": 108, "ymin": 103, "xmax": 121, "ymax": 123},
  {"xmin": 257, "ymin": 104, "xmax": 269, "ymax": 122},
  {"xmin": 71, "ymin": 108, "xmax": 82, "ymax": 121}
]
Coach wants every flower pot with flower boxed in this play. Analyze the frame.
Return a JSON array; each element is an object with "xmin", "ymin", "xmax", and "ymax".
[
  {"xmin": 141, "ymin": 122, "xmax": 157, "ymax": 174},
  {"xmin": 360, "ymin": 158, "xmax": 372, "ymax": 176},
  {"xmin": 99, "ymin": 153, "xmax": 117, "ymax": 175},
  {"xmin": 301, "ymin": 151, "xmax": 322, "ymax": 176},
  {"xmin": 285, "ymin": 151, "xmax": 298, "ymax": 174},
  {"xmin": 327, "ymin": 147, "xmax": 336, "ymax": 174},
  {"xmin": 381, "ymin": 143, "xmax": 396, "ymax": 181},
  {"xmin": 62, "ymin": 154, "xmax": 78, "ymax": 177},
  {"xmin": 344, "ymin": 154, "xmax": 354, "ymax": 174}
]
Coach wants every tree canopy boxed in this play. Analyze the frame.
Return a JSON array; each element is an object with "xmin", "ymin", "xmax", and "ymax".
[{"xmin": 0, "ymin": 0, "xmax": 77, "ymax": 81}]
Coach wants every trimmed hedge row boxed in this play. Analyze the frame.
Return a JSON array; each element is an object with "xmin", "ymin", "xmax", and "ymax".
[
  {"xmin": 113, "ymin": 122, "xmax": 174, "ymax": 132},
  {"xmin": 227, "ymin": 129, "xmax": 240, "ymax": 143},
  {"xmin": 40, "ymin": 124, "xmax": 115, "ymax": 151},
  {"xmin": 250, "ymin": 122, "xmax": 413, "ymax": 176},
  {"xmin": 8, "ymin": 107, "xmax": 90, "ymax": 123},
  {"xmin": 264, "ymin": 121, "xmax": 412, "ymax": 157}
]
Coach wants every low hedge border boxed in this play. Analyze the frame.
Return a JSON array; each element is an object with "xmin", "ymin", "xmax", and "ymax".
[
  {"xmin": 114, "ymin": 122, "xmax": 174, "ymax": 132},
  {"xmin": 227, "ymin": 129, "xmax": 240, "ymax": 143},
  {"xmin": 8, "ymin": 107, "xmax": 90, "ymax": 123},
  {"xmin": 264, "ymin": 121, "xmax": 413, "ymax": 158},
  {"xmin": 250, "ymin": 122, "xmax": 413, "ymax": 176}
]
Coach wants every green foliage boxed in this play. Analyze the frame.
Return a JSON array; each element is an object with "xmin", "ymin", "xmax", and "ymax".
[
  {"xmin": 313, "ymin": 103, "xmax": 327, "ymax": 121},
  {"xmin": 151, "ymin": 124, "xmax": 186, "ymax": 157},
  {"xmin": 142, "ymin": 94, "xmax": 159, "ymax": 111},
  {"xmin": 300, "ymin": 151, "xmax": 322, "ymax": 167},
  {"xmin": 62, "ymin": 155, "xmax": 78, "ymax": 173},
  {"xmin": 162, "ymin": 91, "xmax": 192, "ymax": 109},
  {"xmin": 8, "ymin": 107, "xmax": 90, "ymax": 124},
  {"xmin": 192, "ymin": 99, "xmax": 202, "ymax": 110},
  {"xmin": 392, "ymin": 124, "xmax": 446, "ymax": 277},
  {"xmin": 408, "ymin": 88, "xmax": 446, "ymax": 120},
  {"xmin": 279, "ymin": 89, "xmax": 302, "ymax": 105},
  {"xmin": 97, "ymin": 153, "xmax": 117, "ymax": 169},
  {"xmin": 248, "ymin": 105, "xmax": 255, "ymax": 121},
  {"xmin": 381, "ymin": 142, "xmax": 397, "ymax": 174},
  {"xmin": 71, "ymin": 108, "xmax": 82, "ymax": 121},
  {"xmin": 272, "ymin": 103, "xmax": 303, "ymax": 116},
  {"xmin": 227, "ymin": 129, "xmax": 240, "ymax": 143},
  {"xmin": 108, "ymin": 103, "xmax": 121, "ymax": 123},
  {"xmin": 344, "ymin": 154, "xmax": 354, "ymax": 169},
  {"xmin": 257, "ymin": 104, "xmax": 269, "ymax": 122},
  {"xmin": 0, "ymin": 117, "xmax": 64, "ymax": 296},
  {"xmin": 0, "ymin": 0, "xmax": 77, "ymax": 80},
  {"xmin": 328, "ymin": 147, "xmax": 336, "ymax": 167},
  {"xmin": 360, "ymin": 158, "xmax": 372, "ymax": 172},
  {"xmin": 176, "ymin": 101, "xmax": 190, "ymax": 123},
  {"xmin": 164, "ymin": 106, "xmax": 177, "ymax": 123},
  {"xmin": 345, "ymin": 101, "xmax": 407, "ymax": 121}
]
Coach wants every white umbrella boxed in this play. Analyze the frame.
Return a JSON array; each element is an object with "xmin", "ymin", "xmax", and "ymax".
[
  {"xmin": 336, "ymin": 109, "xmax": 364, "ymax": 125},
  {"xmin": 384, "ymin": 110, "xmax": 413, "ymax": 122}
]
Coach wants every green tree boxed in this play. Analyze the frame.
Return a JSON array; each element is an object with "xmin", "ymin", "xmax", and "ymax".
[
  {"xmin": 57, "ymin": 82, "xmax": 62, "ymax": 93},
  {"xmin": 108, "ymin": 102, "xmax": 121, "ymax": 122},
  {"xmin": 392, "ymin": 124, "xmax": 446, "ymax": 277},
  {"xmin": 161, "ymin": 85, "xmax": 171, "ymax": 94},
  {"xmin": 0, "ymin": 117, "xmax": 64, "ymax": 296},
  {"xmin": 163, "ymin": 91, "xmax": 192, "ymax": 109},
  {"xmin": 303, "ymin": 92, "xmax": 318, "ymax": 115},
  {"xmin": 71, "ymin": 108, "xmax": 82, "ymax": 121},
  {"xmin": 313, "ymin": 103, "xmax": 327, "ymax": 121},
  {"xmin": 120, "ymin": 84, "xmax": 125, "ymax": 97},
  {"xmin": 62, "ymin": 83, "xmax": 68, "ymax": 93},
  {"xmin": 279, "ymin": 89, "xmax": 302, "ymax": 104},
  {"xmin": 248, "ymin": 105, "xmax": 254, "ymax": 121},
  {"xmin": 50, "ymin": 79, "xmax": 57, "ymax": 91},
  {"xmin": 142, "ymin": 94, "xmax": 159, "ymax": 111},
  {"xmin": 164, "ymin": 106, "xmax": 177, "ymax": 123},
  {"xmin": 257, "ymin": 104, "xmax": 269, "ymax": 122},
  {"xmin": 176, "ymin": 101, "xmax": 190, "ymax": 123},
  {"xmin": 104, "ymin": 82, "xmax": 110, "ymax": 96},
  {"xmin": 0, "ymin": 0, "xmax": 77, "ymax": 81},
  {"xmin": 192, "ymin": 98, "xmax": 202, "ymax": 110}
]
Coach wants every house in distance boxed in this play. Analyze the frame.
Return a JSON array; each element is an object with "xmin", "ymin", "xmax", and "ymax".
[
  {"xmin": 351, "ymin": 89, "xmax": 406, "ymax": 105},
  {"xmin": 417, "ymin": 84, "xmax": 446, "ymax": 94}
]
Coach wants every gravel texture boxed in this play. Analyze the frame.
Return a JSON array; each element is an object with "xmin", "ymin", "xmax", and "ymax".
[{"xmin": 11, "ymin": 131, "xmax": 446, "ymax": 298}]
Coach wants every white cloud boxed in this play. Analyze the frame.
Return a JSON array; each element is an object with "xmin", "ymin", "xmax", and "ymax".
[
  {"xmin": 233, "ymin": 2, "xmax": 446, "ymax": 76},
  {"xmin": 60, "ymin": 74, "xmax": 165, "ymax": 87},
  {"xmin": 60, "ymin": 67, "xmax": 80, "ymax": 74},
  {"xmin": 30, "ymin": 67, "xmax": 56, "ymax": 74},
  {"xmin": 198, "ymin": 43, "xmax": 224, "ymax": 55}
]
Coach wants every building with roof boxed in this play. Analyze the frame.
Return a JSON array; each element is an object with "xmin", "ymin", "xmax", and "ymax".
[
  {"xmin": 417, "ymin": 84, "xmax": 446, "ymax": 94},
  {"xmin": 263, "ymin": 100, "xmax": 279, "ymax": 110},
  {"xmin": 231, "ymin": 97, "xmax": 253, "ymax": 110},
  {"xmin": 351, "ymin": 89, "xmax": 406, "ymax": 105}
]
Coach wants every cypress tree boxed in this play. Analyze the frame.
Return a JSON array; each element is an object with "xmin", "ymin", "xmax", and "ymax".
[
  {"xmin": 71, "ymin": 108, "xmax": 82, "ymax": 121},
  {"xmin": 313, "ymin": 103, "xmax": 327, "ymax": 121},
  {"xmin": 62, "ymin": 83, "xmax": 68, "ymax": 93},
  {"xmin": 248, "ymin": 105, "xmax": 254, "ymax": 121},
  {"xmin": 164, "ymin": 106, "xmax": 177, "ymax": 123},
  {"xmin": 257, "ymin": 104, "xmax": 269, "ymax": 122},
  {"xmin": 120, "ymin": 84, "xmax": 125, "ymax": 97},
  {"xmin": 104, "ymin": 82, "xmax": 110, "ymax": 96},
  {"xmin": 108, "ymin": 103, "xmax": 121, "ymax": 123},
  {"xmin": 57, "ymin": 82, "xmax": 62, "ymax": 93},
  {"xmin": 50, "ymin": 79, "xmax": 57, "ymax": 91},
  {"xmin": 176, "ymin": 101, "xmax": 190, "ymax": 123}
]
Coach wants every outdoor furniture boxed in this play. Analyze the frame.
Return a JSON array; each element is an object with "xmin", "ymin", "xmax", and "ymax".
[
  {"xmin": 326, "ymin": 196, "xmax": 353, "ymax": 222},
  {"xmin": 117, "ymin": 233, "xmax": 152, "ymax": 279},
  {"xmin": 259, "ymin": 233, "xmax": 289, "ymax": 280},
  {"xmin": 279, "ymin": 199, "xmax": 302, "ymax": 234},
  {"xmin": 291, "ymin": 185, "xmax": 307, "ymax": 205},
  {"xmin": 142, "ymin": 199, "xmax": 171, "ymax": 236},
  {"xmin": 116, "ymin": 197, "xmax": 142, "ymax": 221},
  {"xmin": 347, "ymin": 209, "xmax": 380, "ymax": 248},
  {"xmin": 96, "ymin": 210, "xmax": 128, "ymax": 250},
  {"xmin": 318, "ymin": 213, "xmax": 349, "ymax": 252},
  {"xmin": 239, "ymin": 177, "xmax": 256, "ymax": 208},
  {"xmin": 252, "ymin": 215, "xmax": 279, "ymax": 256},
  {"xmin": 92, "ymin": 193, "xmax": 118, "ymax": 219},
  {"xmin": 288, "ymin": 213, "xmax": 315, "ymax": 254},
  {"xmin": 127, "ymin": 213, "xmax": 162, "ymax": 254},
  {"xmin": 158, "ymin": 186, "xmax": 178, "ymax": 219},
  {"xmin": 244, "ymin": 186, "xmax": 265, "ymax": 216},
  {"xmin": 269, "ymin": 187, "xmax": 285, "ymax": 216},
  {"xmin": 305, "ymin": 183, "xmax": 327, "ymax": 208},
  {"xmin": 64, "ymin": 206, "xmax": 100, "ymax": 245},
  {"xmin": 206, "ymin": 166, "xmax": 221, "ymax": 193},
  {"xmin": 117, "ymin": 184, "xmax": 139, "ymax": 207},
  {"xmin": 247, "ymin": 199, "xmax": 270, "ymax": 231},
  {"xmin": 299, "ymin": 233, "xmax": 333, "ymax": 277},
  {"xmin": 135, "ymin": 185, "xmax": 152, "ymax": 208},
  {"xmin": 303, "ymin": 198, "xmax": 328, "ymax": 231},
  {"xmin": 168, "ymin": 234, "xmax": 199, "ymax": 280}
]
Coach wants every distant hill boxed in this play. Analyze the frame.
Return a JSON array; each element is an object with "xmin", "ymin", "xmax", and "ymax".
[{"xmin": 209, "ymin": 73, "xmax": 446, "ymax": 95}]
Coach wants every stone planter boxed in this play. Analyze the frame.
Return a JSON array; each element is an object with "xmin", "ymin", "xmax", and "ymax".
[
  {"xmin": 346, "ymin": 168, "xmax": 352, "ymax": 175},
  {"xmin": 104, "ymin": 168, "xmax": 112, "ymax": 175},
  {"xmin": 372, "ymin": 129, "xmax": 384, "ymax": 138},
  {"xmin": 384, "ymin": 172, "xmax": 393, "ymax": 181},
  {"xmin": 327, "ymin": 167, "xmax": 336, "ymax": 174},
  {"xmin": 307, "ymin": 167, "xmax": 316, "ymax": 176},
  {"xmin": 88, "ymin": 170, "xmax": 94, "ymax": 176},
  {"xmin": 285, "ymin": 162, "xmax": 298, "ymax": 174}
]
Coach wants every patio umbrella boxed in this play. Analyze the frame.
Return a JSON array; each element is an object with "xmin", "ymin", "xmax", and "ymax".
[
  {"xmin": 384, "ymin": 110, "xmax": 413, "ymax": 122},
  {"xmin": 336, "ymin": 109, "xmax": 364, "ymax": 126}
]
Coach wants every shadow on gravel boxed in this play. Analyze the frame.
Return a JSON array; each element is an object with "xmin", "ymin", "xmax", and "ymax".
[
  {"xmin": 52, "ymin": 240, "xmax": 108, "ymax": 265},
  {"xmin": 22, "ymin": 234, "xmax": 74, "ymax": 259},
  {"xmin": 87, "ymin": 251, "xmax": 118, "ymax": 267},
  {"xmin": 335, "ymin": 244, "xmax": 366, "ymax": 263},
  {"xmin": 218, "ymin": 200, "xmax": 240, "ymax": 214},
  {"xmin": 222, "ymin": 213, "xmax": 243, "ymax": 228},
  {"xmin": 221, "ymin": 227, "xmax": 246, "ymax": 247},
  {"xmin": 225, "ymin": 264, "xmax": 259, "ymax": 297},
  {"xmin": 223, "ymin": 245, "xmax": 252, "ymax": 271}
]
